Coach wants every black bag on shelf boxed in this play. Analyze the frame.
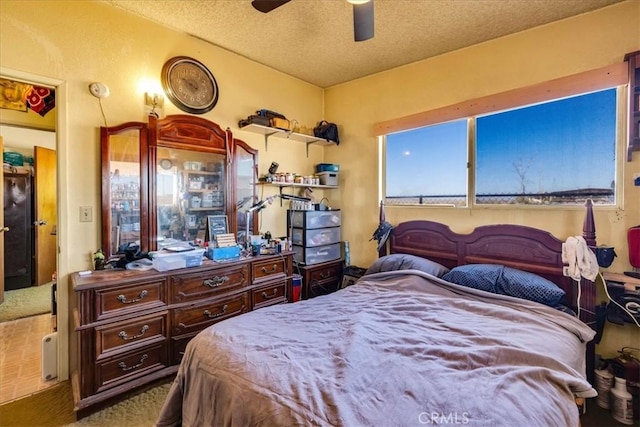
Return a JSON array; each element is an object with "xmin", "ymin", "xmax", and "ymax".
[
  {"xmin": 238, "ymin": 115, "xmax": 271, "ymax": 128},
  {"xmin": 313, "ymin": 121, "xmax": 339, "ymax": 144}
]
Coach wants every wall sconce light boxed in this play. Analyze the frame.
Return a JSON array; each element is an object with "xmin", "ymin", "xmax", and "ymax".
[{"xmin": 144, "ymin": 92, "xmax": 164, "ymax": 117}]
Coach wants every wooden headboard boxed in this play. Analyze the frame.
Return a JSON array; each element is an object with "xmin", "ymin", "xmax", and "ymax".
[
  {"xmin": 379, "ymin": 200, "xmax": 597, "ymax": 330},
  {"xmin": 378, "ymin": 201, "xmax": 598, "ymax": 382}
]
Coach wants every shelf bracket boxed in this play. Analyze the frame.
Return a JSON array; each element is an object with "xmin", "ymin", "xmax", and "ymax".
[{"xmin": 263, "ymin": 131, "xmax": 280, "ymax": 152}]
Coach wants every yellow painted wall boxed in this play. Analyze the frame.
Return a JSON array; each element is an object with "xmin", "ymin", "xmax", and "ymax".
[
  {"xmin": 0, "ymin": 106, "xmax": 55, "ymax": 131},
  {"xmin": 324, "ymin": 0, "xmax": 639, "ymax": 357}
]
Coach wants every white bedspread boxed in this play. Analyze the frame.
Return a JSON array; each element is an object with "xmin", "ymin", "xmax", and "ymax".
[{"xmin": 156, "ymin": 270, "xmax": 596, "ymax": 427}]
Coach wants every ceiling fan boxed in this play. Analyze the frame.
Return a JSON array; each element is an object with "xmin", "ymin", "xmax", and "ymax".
[{"xmin": 251, "ymin": 0, "xmax": 374, "ymax": 42}]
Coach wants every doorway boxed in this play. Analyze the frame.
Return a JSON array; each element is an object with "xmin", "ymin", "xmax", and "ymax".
[{"xmin": 0, "ymin": 76, "xmax": 59, "ymax": 403}]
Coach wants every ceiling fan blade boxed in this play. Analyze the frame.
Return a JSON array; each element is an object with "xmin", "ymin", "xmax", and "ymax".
[
  {"xmin": 353, "ymin": 0, "xmax": 374, "ymax": 42},
  {"xmin": 251, "ymin": 0, "xmax": 291, "ymax": 13}
]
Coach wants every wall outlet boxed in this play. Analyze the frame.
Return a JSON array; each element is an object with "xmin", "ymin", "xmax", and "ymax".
[{"xmin": 80, "ymin": 206, "xmax": 92, "ymax": 222}]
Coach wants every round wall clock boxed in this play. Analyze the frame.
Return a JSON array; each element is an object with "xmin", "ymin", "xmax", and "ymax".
[
  {"xmin": 161, "ymin": 56, "xmax": 219, "ymax": 114},
  {"xmin": 159, "ymin": 158, "xmax": 173, "ymax": 170}
]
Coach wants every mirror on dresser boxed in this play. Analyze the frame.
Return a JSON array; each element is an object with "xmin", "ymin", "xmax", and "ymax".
[
  {"xmin": 100, "ymin": 122, "xmax": 149, "ymax": 258},
  {"xmin": 233, "ymin": 139, "xmax": 259, "ymax": 248},
  {"xmin": 100, "ymin": 115, "xmax": 258, "ymax": 259}
]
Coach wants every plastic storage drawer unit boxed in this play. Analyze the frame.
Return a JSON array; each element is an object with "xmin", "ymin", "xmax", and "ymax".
[
  {"xmin": 293, "ymin": 243, "xmax": 341, "ymax": 265},
  {"xmin": 288, "ymin": 210, "xmax": 341, "ymax": 230},
  {"xmin": 291, "ymin": 227, "xmax": 341, "ymax": 247}
]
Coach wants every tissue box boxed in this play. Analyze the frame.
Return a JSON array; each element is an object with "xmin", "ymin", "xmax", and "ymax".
[
  {"xmin": 150, "ymin": 248, "xmax": 205, "ymax": 271},
  {"xmin": 207, "ymin": 246, "xmax": 241, "ymax": 262}
]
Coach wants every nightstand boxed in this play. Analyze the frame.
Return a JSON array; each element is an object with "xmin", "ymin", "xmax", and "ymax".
[
  {"xmin": 340, "ymin": 265, "xmax": 368, "ymax": 289},
  {"xmin": 296, "ymin": 259, "xmax": 344, "ymax": 299}
]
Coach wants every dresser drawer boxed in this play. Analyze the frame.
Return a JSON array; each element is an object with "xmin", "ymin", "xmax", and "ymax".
[
  {"xmin": 306, "ymin": 260, "xmax": 343, "ymax": 283},
  {"xmin": 291, "ymin": 226, "xmax": 341, "ymax": 247},
  {"xmin": 94, "ymin": 279, "xmax": 167, "ymax": 322},
  {"xmin": 171, "ymin": 292, "xmax": 250, "ymax": 336},
  {"xmin": 301, "ymin": 259, "xmax": 344, "ymax": 299},
  {"xmin": 252, "ymin": 280, "xmax": 287, "ymax": 309},
  {"xmin": 252, "ymin": 257, "xmax": 286, "ymax": 283},
  {"xmin": 95, "ymin": 312, "xmax": 168, "ymax": 360},
  {"xmin": 169, "ymin": 264, "xmax": 250, "ymax": 303},
  {"xmin": 94, "ymin": 342, "xmax": 168, "ymax": 394}
]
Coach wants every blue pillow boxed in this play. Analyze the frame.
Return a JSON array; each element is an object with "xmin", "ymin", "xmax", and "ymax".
[
  {"xmin": 364, "ymin": 253, "xmax": 450, "ymax": 278},
  {"xmin": 441, "ymin": 264, "xmax": 565, "ymax": 307}
]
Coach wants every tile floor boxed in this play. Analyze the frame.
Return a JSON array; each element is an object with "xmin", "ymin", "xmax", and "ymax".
[{"xmin": 0, "ymin": 314, "xmax": 59, "ymax": 404}]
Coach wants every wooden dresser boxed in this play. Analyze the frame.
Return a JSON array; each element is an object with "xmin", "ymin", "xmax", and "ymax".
[{"xmin": 69, "ymin": 252, "xmax": 292, "ymax": 413}]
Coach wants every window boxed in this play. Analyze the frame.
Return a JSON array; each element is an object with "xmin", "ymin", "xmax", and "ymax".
[
  {"xmin": 386, "ymin": 120, "xmax": 468, "ymax": 207},
  {"xmin": 384, "ymin": 88, "xmax": 618, "ymax": 207},
  {"xmin": 475, "ymin": 89, "xmax": 616, "ymax": 205}
]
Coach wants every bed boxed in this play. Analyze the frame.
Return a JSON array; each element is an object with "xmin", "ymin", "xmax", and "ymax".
[{"xmin": 156, "ymin": 202, "xmax": 598, "ymax": 427}]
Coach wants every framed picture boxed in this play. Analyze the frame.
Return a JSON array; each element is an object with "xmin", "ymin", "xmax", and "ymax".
[
  {"xmin": 206, "ymin": 215, "xmax": 228, "ymax": 241},
  {"xmin": 0, "ymin": 78, "xmax": 32, "ymax": 112}
]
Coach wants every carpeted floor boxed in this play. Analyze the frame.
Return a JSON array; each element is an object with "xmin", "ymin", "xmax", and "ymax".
[
  {"xmin": 0, "ymin": 379, "xmax": 172, "ymax": 427},
  {"xmin": 67, "ymin": 381, "xmax": 171, "ymax": 427},
  {"xmin": 0, "ymin": 282, "xmax": 53, "ymax": 322}
]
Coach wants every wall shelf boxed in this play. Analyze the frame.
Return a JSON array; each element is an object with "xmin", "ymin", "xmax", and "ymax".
[
  {"xmin": 259, "ymin": 182, "xmax": 339, "ymax": 206},
  {"xmin": 239, "ymin": 123, "xmax": 337, "ymax": 157}
]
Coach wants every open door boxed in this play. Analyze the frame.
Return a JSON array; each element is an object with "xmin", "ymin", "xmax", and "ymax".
[{"xmin": 34, "ymin": 146, "xmax": 56, "ymax": 286}]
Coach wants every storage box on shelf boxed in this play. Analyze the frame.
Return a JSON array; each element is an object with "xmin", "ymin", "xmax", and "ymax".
[{"xmin": 317, "ymin": 172, "xmax": 338, "ymax": 186}]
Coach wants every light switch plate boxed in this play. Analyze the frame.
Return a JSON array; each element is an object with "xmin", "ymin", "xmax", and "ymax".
[{"xmin": 80, "ymin": 206, "xmax": 92, "ymax": 222}]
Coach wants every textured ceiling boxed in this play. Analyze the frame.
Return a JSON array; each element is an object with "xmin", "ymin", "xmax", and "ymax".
[{"xmin": 102, "ymin": 0, "xmax": 625, "ymax": 88}]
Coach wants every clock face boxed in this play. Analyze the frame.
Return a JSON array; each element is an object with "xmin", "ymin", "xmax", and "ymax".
[{"xmin": 161, "ymin": 56, "xmax": 219, "ymax": 114}]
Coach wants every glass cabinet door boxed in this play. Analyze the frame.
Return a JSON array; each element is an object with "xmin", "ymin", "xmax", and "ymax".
[
  {"xmin": 100, "ymin": 122, "xmax": 148, "ymax": 258},
  {"xmin": 155, "ymin": 147, "xmax": 226, "ymax": 247},
  {"xmin": 234, "ymin": 140, "xmax": 258, "ymax": 249}
]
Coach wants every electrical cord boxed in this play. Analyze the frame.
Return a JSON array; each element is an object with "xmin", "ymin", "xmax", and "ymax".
[
  {"xmin": 98, "ymin": 98, "xmax": 108, "ymax": 127},
  {"xmin": 598, "ymin": 271, "xmax": 640, "ymax": 328}
]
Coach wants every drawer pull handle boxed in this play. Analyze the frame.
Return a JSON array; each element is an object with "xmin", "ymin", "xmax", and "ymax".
[
  {"xmin": 204, "ymin": 305, "xmax": 228, "ymax": 319},
  {"xmin": 118, "ymin": 325, "xmax": 149, "ymax": 341},
  {"xmin": 261, "ymin": 289, "xmax": 279, "ymax": 299},
  {"xmin": 319, "ymin": 271, "xmax": 331, "ymax": 279},
  {"xmin": 117, "ymin": 290, "xmax": 148, "ymax": 304},
  {"xmin": 261, "ymin": 264, "xmax": 278, "ymax": 274},
  {"xmin": 118, "ymin": 354, "xmax": 148, "ymax": 372},
  {"xmin": 203, "ymin": 276, "xmax": 229, "ymax": 288}
]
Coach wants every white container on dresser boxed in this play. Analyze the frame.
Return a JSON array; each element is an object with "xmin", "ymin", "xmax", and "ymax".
[{"xmin": 70, "ymin": 253, "xmax": 293, "ymax": 415}]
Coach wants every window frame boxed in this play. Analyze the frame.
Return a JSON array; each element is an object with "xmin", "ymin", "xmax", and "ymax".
[{"xmin": 376, "ymin": 63, "xmax": 628, "ymax": 210}]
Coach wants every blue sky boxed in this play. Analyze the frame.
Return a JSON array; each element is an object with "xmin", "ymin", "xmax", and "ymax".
[{"xmin": 386, "ymin": 88, "xmax": 617, "ymax": 197}]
